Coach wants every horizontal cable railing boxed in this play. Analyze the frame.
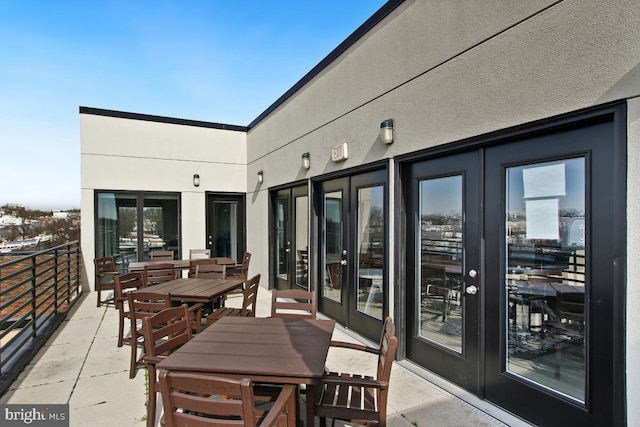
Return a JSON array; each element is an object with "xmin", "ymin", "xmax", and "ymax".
[{"xmin": 0, "ymin": 241, "xmax": 82, "ymax": 396}]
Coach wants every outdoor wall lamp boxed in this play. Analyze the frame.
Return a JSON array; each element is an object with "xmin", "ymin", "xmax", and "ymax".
[
  {"xmin": 193, "ymin": 174, "xmax": 200, "ymax": 187},
  {"xmin": 302, "ymin": 152, "xmax": 310, "ymax": 170},
  {"xmin": 380, "ymin": 119, "xmax": 394, "ymax": 144},
  {"xmin": 257, "ymin": 170, "xmax": 264, "ymax": 183}
]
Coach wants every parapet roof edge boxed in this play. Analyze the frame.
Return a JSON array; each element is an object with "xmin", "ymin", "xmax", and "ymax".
[
  {"xmin": 79, "ymin": 106, "xmax": 248, "ymax": 132},
  {"xmin": 247, "ymin": 0, "xmax": 404, "ymax": 129},
  {"xmin": 79, "ymin": 0, "xmax": 403, "ymax": 132}
]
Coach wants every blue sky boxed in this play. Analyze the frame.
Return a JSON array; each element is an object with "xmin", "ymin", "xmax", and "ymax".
[{"xmin": 0, "ymin": 1, "xmax": 387, "ymax": 210}]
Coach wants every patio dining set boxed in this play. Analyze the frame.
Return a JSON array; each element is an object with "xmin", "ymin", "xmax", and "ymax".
[{"xmin": 93, "ymin": 249, "xmax": 397, "ymax": 427}]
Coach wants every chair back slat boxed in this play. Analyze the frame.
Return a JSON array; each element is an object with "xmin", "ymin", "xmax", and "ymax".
[
  {"xmin": 188, "ymin": 258, "xmax": 218, "ymax": 278},
  {"xmin": 271, "ymin": 289, "xmax": 317, "ymax": 319},
  {"xmin": 144, "ymin": 262, "xmax": 176, "ymax": 286},
  {"xmin": 160, "ymin": 372, "xmax": 258, "ymax": 427},
  {"xmin": 150, "ymin": 250, "xmax": 174, "ymax": 261},
  {"xmin": 189, "ymin": 248, "xmax": 211, "ymax": 260},
  {"xmin": 240, "ymin": 274, "xmax": 260, "ymax": 316},
  {"xmin": 195, "ymin": 263, "xmax": 226, "ymax": 279}
]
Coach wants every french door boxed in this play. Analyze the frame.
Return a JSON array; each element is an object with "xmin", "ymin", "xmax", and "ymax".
[
  {"xmin": 406, "ymin": 151, "xmax": 481, "ymax": 391},
  {"xmin": 318, "ymin": 169, "xmax": 387, "ymax": 342},
  {"xmin": 205, "ymin": 193, "xmax": 245, "ymax": 262},
  {"xmin": 273, "ymin": 185, "xmax": 309, "ymax": 290},
  {"xmin": 404, "ymin": 111, "xmax": 623, "ymax": 426}
]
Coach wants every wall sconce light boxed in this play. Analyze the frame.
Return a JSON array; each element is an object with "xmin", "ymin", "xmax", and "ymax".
[
  {"xmin": 193, "ymin": 174, "xmax": 200, "ymax": 187},
  {"xmin": 257, "ymin": 170, "xmax": 264, "ymax": 183},
  {"xmin": 380, "ymin": 119, "xmax": 394, "ymax": 144},
  {"xmin": 302, "ymin": 152, "xmax": 310, "ymax": 170}
]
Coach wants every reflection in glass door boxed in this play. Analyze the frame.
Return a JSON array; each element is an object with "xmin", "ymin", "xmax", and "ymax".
[
  {"xmin": 273, "ymin": 186, "xmax": 309, "ymax": 290},
  {"xmin": 482, "ymin": 114, "xmax": 622, "ymax": 426},
  {"xmin": 418, "ymin": 176, "xmax": 464, "ymax": 353},
  {"xmin": 206, "ymin": 194, "xmax": 245, "ymax": 262},
  {"xmin": 323, "ymin": 190, "xmax": 344, "ymax": 303},
  {"xmin": 406, "ymin": 151, "xmax": 480, "ymax": 392},
  {"xmin": 319, "ymin": 170, "xmax": 387, "ymax": 342},
  {"xmin": 505, "ymin": 158, "xmax": 586, "ymax": 401},
  {"xmin": 356, "ymin": 186, "xmax": 384, "ymax": 320}
]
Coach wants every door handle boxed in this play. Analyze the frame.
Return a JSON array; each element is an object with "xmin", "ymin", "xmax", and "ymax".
[
  {"xmin": 340, "ymin": 259, "xmax": 348, "ymax": 266},
  {"xmin": 466, "ymin": 285, "xmax": 478, "ymax": 295}
]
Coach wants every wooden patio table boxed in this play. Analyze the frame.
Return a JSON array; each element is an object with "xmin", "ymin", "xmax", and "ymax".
[
  {"xmin": 131, "ymin": 277, "xmax": 244, "ymax": 305},
  {"xmin": 157, "ymin": 316, "xmax": 336, "ymax": 426},
  {"xmin": 128, "ymin": 256, "xmax": 237, "ymax": 272}
]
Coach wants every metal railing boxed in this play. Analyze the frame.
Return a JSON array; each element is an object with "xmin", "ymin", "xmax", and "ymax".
[{"xmin": 0, "ymin": 241, "xmax": 82, "ymax": 395}]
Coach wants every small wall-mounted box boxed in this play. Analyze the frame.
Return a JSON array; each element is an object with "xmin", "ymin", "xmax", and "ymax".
[{"xmin": 331, "ymin": 143, "xmax": 348, "ymax": 162}]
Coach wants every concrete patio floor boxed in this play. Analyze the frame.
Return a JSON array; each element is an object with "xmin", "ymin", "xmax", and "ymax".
[{"xmin": 1, "ymin": 287, "xmax": 531, "ymax": 426}]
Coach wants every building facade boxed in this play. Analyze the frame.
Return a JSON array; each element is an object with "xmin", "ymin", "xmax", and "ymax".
[{"xmin": 80, "ymin": 1, "xmax": 639, "ymax": 425}]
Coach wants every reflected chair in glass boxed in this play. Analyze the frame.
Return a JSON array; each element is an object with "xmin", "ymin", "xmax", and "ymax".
[
  {"xmin": 309, "ymin": 316, "xmax": 398, "ymax": 427},
  {"xmin": 270, "ymin": 289, "xmax": 317, "ymax": 319},
  {"xmin": 94, "ymin": 256, "xmax": 119, "ymax": 307}
]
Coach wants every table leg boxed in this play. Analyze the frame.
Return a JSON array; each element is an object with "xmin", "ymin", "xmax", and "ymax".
[{"xmin": 306, "ymin": 385, "xmax": 316, "ymax": 427}]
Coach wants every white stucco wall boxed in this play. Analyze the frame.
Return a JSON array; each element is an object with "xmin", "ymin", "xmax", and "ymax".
[{"xmin": 80, "ymin": 113, "xmax": 247, "ymax": 288}]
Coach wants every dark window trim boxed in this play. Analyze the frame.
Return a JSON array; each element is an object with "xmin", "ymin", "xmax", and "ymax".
[
  {"xmin": 80, "ymin": 106, "xmax": 247, "ymax": 132},
  {"xmin": 93, "ymin": 189, "xmax": 182, "ymax": 261}
]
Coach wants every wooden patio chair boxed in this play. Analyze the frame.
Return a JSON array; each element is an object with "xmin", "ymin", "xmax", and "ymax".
[
  {"xmin": 113, "ymin": 271, "xmax": 145, "ymax": 348},
  {"xmin": 227, "ymin": 251, "xmax": 252, "ymax": 280},
  {"xmin": 189, "ymin": 248, "xmax": 211, "ymax": 259},
  {"xmin": 270, "ymin": 289, "xmax": 317, "ymax": 319},
  {"xmin": 141, "ymin": 304, "xmax": 193, "ymax": 427},
  {"xmin": 94, "ymin": 256, "xmax": 119, "ymax": 307},
  {"xmin": 150, "ymin": 249, "xmax": 174, "ymax": 262},
  {"xmin": 308, "ymin": 316, "xmax": 398, "ymax": 427},
  {"xmin": 143, "ymin": 262, "xmax": 176, "ymax": 286},
  {"xmin": 158, "ymin": 371, "xmax": 297, "ymax": 427},
  {"xmin": 206, "ymin": 273, "xmax": 260, "ymax": 326},
  {"xmin": 195, "ymin": 262, "xmax": 226, "ymax": 279},
  {"xmin": 188, "ymin": 258, "xmax": 218, "ymax": 278},
  {"xmin": 126, "ymin": 291, "xmax": 172, "ymax": 378}
]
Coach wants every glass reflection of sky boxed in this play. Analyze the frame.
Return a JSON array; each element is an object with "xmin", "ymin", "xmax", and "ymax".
[
  {"xmin": 508, "ymin": 158, "xmax": 585, "ymax": 213},
  {"xmin": 420, "ymin": 176, "xmax": 462, "ymax": 216}
]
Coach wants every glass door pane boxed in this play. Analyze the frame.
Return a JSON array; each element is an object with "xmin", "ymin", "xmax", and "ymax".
[
  {"xmin": 505, "ymin": 158, "xmax": 586, "ymax": 402},
  {"xmin": 323, "ymin": 191, "xmax": 343, "ymax": 303},
  {"xmin": 143, "ymin": 194, "xmax": 180, "ymax": 260},
  {"xmin": 276, "ymin": 198, "xmax": 288, "ymax": 282},
  {"xmin": 212, "ymin": 201, "xmax": 238, "ymax": 260},
  {"xmin": 295, "ymin": 195, "xmax": 309, "ymax": 288},
  {"xmin": 356, "ymin": 186, "xmax": 384, "ymax": 320},
  {"xmin": 418, "ymin": 176, "xmax": 464, "ymax": 352}
]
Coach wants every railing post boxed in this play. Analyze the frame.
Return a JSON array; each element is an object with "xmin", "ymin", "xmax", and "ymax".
[
  {"xmin": 31, "ymin": 255, "xmax": 37, "ymax": 339},
  {"xmin": 66, "ymin": 244, "xmax": 72, "ymax": 304},
  {"xmin": 54, "ymin": 248, "xmax": 59, "ymax": 314}
]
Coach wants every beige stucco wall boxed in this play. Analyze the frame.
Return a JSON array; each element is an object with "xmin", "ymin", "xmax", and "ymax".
[
  {"xmin": 245, "ymin": 0, "xmax": 640, "ymax": 421},
  {"xmin": 80, "ymin": 113, "xmax": 247, "ymax": 288}
]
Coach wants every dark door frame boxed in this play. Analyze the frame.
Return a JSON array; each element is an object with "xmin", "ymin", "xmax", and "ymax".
[
  {"xmin": 395, "ymin": 101, "xmax": 627, "ymax": 426},
  {"xmin": 204, "ymin": 192, "xmax": 246, "ymax": 261}
]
